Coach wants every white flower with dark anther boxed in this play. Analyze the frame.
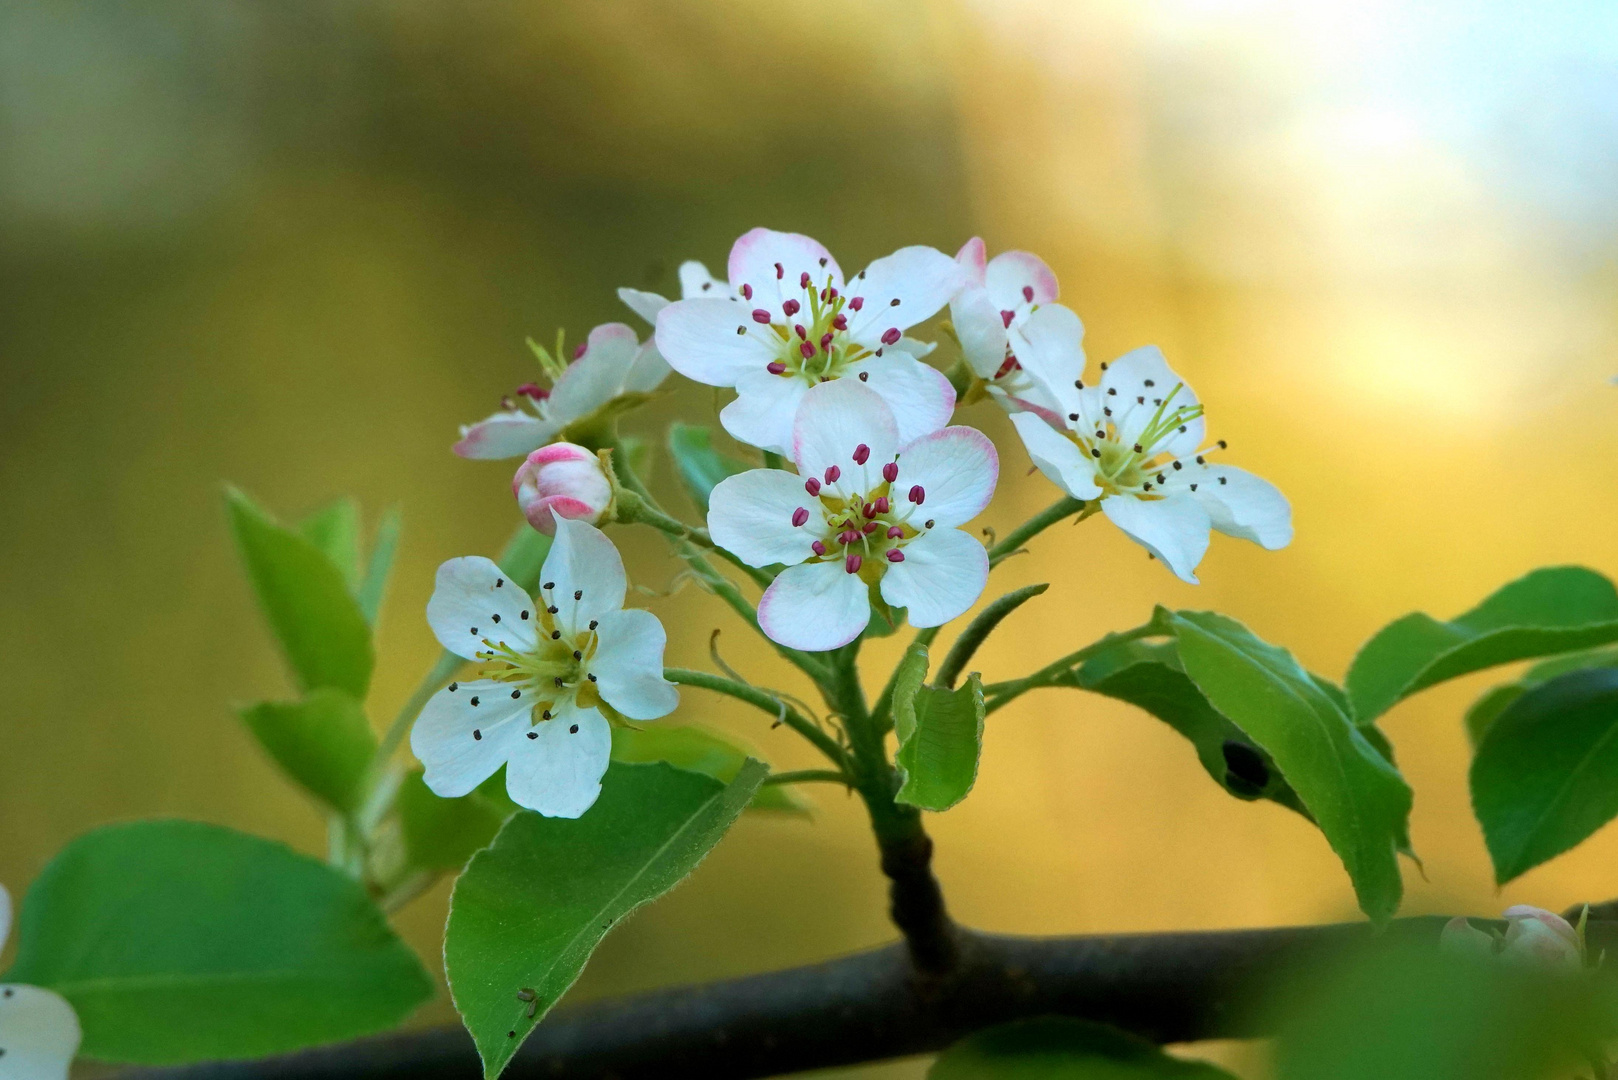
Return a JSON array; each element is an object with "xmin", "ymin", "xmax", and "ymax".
[
  {"xmin": 708, "ymin": 379, "xmax": 997, "ymax": 652},
  {"xmin": 948, "ymin": 237, "xmax": 1068, "ymax": 418},
  {"xmin": 654, "ymin": 228, "xmax": 967, "ymax": 455},
  {"xmin": 618, "ymin": 261, "xmax": 737, "ymax": 325},
  {"xmin": 453, "ymin": 323, "xmax": 671, "ymax": 460},
  {"xmin": 0, "ymin": 884, "xmax": 81, "ymax": 1080},
  {"xmin": 1005, "ymin": 311, "xmax": 1291, "ymax": 584},
  {"xmin": 512, "ymin": 442, "xmax": 613, "ymax": 536},
  {"xmin": 410, "ymin": 519, "xmax": 678, "ymax": 818}
]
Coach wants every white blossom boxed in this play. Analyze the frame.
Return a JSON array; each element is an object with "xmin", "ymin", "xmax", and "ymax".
[
  {"xmin": 1005, "ymin": 308, "xmax": 1291, "ymax": 583},
  {"xmin": 949, "ymin": 237, "xmax": 1069, "ymax": 418},
  {"xmin": 618, "ymin": 260, "xmax": 736, "ymax": 326},
  {"xmin": 453, "ymin": 323, "xmax": 671, "ymax": 460},
  {"xmin": 513, "ymin": 443, "xmax": 613, "ymax": 535},
  {"xmin": 410, "ymin": 519, "xmax": 678, "ymax": 818},
  {"xmin": 0, "ymin": 884, "xmax": 81, "ymax": 1080},
  {"xmin": 654, "ymin": 228, "xmax": 966, "ymax": 455},
  {"xmin": 708, "ymin": 379, "xmax": 998, "ymax": 651}
]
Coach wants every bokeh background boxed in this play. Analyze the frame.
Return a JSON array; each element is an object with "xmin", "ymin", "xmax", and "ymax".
[{"xmin": 3, "ymin": 1, "xmax": 1616, "ymax": 1076}]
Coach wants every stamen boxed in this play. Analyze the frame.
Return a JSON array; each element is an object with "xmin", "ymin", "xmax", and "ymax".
[
  {"xmin": 1022, "ymin": 285, "xmax": 1034, "ymax": 302},
  {"xmin": 805, "ymin": 477, "xmax": 821, "ymax": 496},
  {"xmin": 849, "ymin": 296, "xmax": 864, "ymax": 311},
  {"xmin": 882, "ymin": 462, "xmax": 899, "ymax": 482},
  {"xmin": 887, "ymin": 524, "xmax": 903, "ymax": 539},
  {"xmin": 794, "ymin": 324, "xmax": 807, "ymax": 340},
  {"xmin": 853, "ymin": 443, "xmax": 870, "ymax": 465},
  {"xmin": 800, "ymin": 271, "xmax": 812, "ymax": 288},
  {"xmin": 862, "ymin": 502, "xmax": 877, "ymax": 519},
  {"xmin": 774, "ymin": 262, "xmax": 784, "ymax": 279},
  {"xmin": 886, "ymin": 549, "xmax": 905, "ymax": 563},
  {"xmin": 833, "ymin": 314, "xmax": 847, "ymax": 330},
  {"xmin": 783, "ymin": 299, "xmax": 800, "ymax": 316},
  {"xmin": 741, "ymin": 283, "xmax": 753, "ymax": 300},
  {"xmin": 1000, "ymin": 310, "xmax": 1014, "ymax": 328},
  {"xmin": 820, "ymin": 332, "xmax": 834, "ymax": 350},
  {"xmin": 752, "ymin": 308, "xmax": 771, "ymax": 324},
  {"xmin": 515, "ymin": 382, "xmax": 548, "ymax": 400},
  {"xmin": 799, "ymin": 342, "xmax": 815, "ymax": 359},
  {"xmin": 812, "ymin": 540, "xmax": 827, "ymax": 556},
  {"xmin": 881, "ymin": 328, "xmax": 901, "ymax": 345},
  {"xmin": 572, "ymin": 342, "xmax": 587, "ymax": 360},
  {"xmin": 791, "ymin": 507, "xmax": 809, "ymax": 527},
  {"xmin": 874, "ymin": 496, "xmax": 890, "ymax": 514},
  {"xmin": 767, "ymin": 361, "xmax": 787, "ymax": 375},
  {"xmin": 825, "ymin": 465, "xmax": 841, "ymax": 483},
  {"xmin": 908, "ymin": 485, "xmax": 925, "ymax": 504},
  {"xmin": 862, "ymin": 520, "xmax": 878, "ymax": 534},
  {"xmin": 845, "ymin": 553, "xmax": 863, "ymax": 574}
]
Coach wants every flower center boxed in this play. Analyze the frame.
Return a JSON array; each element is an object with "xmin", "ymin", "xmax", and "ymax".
[
  {"xmin": 789, "ymin": 445, "xmax": 933, "ymax": 579},
  {"xmin": 735, "ymin": 268, "xmax": 906, "ymax": 385},
  {"xmin": 474, "ymin": 581, "xmax": 603, "ymax": 723},
  {"xmin": 1060, "ymin": 379, "xmax": 1218, "ymax": 499}
]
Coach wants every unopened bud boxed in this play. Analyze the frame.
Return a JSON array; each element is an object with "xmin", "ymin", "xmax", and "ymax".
[{"xmin": 512, "ymin": 443, "xmax": 612, "ymax": 535}]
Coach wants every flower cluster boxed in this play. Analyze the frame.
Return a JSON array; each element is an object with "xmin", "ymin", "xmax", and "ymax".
[{"xmin": 431, "ymin": 227, "xmax": 1294, "ymax": 816}]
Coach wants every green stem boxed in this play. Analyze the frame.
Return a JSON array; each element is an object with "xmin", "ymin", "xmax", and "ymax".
[
  {"xmin": 618, "ymin": 492, "xmax": 774, "ymax": 589},
  {"xmin": 666, "ymin": 668, "xmax": 849, "ymax": 770},
  {"xmin": 980, "ymin": 623, "xmax": 1159, "ymax": 714},
  {"xmin": 762, "ymin": 769, "xmax": 851, "ymax": 788},
  {"xmin": 934, "ymin": 583, "xmax": 1050, "ymax": 690},
  {"xmin": 988, "ymin": 495, "xmax": 1093, "ymax": 567}
]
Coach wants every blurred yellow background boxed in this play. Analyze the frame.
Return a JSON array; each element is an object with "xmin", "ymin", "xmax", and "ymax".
[{"xmin": 2, "ymin": 2, "xmax": 1615, "ymax": 1076}]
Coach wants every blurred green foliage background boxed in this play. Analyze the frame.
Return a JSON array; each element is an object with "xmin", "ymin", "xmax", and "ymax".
[{"xmin": 2, "ymin": 2, "xmax": 1615, "ymax": 1076}]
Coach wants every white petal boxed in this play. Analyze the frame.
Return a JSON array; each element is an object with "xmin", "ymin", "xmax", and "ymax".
[
  {"xmin": 843, "ymin": 354, "xmax": 956, "ymax": 446},
  {"xmin": 880, "ymin": 527, "xmax": 989, "ymax": 628},
  {"xmin": 845, "ymin": 245, "xmax": 965, "ymax": 345},
  {"xmin": 1009, "ymin": 412, "xmax": 1102, "ymax": 500},
  {"xmin": 894, "ymin": 426, "xmax": 998, "ymax": 528},
  {"xmin": 453, "ymin": 412, "xmax": 553, "ymax": 460},
  {"xmin": 950, "ymin": 286, "xmax": 1010, "ymax": 378},
  {"xmin": 679, "ymin": 260, "xmax": 732, "ymax": 299},
  {"xmin": 547, "ymin": 323, "xmax": 640, "ymax": 423},
  {"xmin": 985, "ymin": 250, "xmax": 1059, "ymax": 310},
  {"xmin": 504, "ymin": 702, "xmax": 612, "ymax": 818},
  {"xmin": 410, "ymin": 680, "xmax": 530, "ymax": 797},
  {"xmin": 1102, "ymin": 494, "xmax": 1210, "ymax": 584},
  {"xmin": 617, "ymin": 287, "xmax": 669, "ymax": 327},
  {"xmin": 427, "ymin": 556, "xmax": 540, "ymax": 661},
  {"xmin": 892, "ymin": 336, "xmax": 938, "ymax": 358},
  {"xmin": 0, "ymin": 984, "xmax": 81, "ymax": 1080},
  {"xmin": 954, "ymin": 236, "xmax": 988, "ymax": 286},
  {"xmin": 1008, "ymin": 303, "xmax": 1087, "ymax": 418},
  {"xmin": 540, "ymin": 519, "xmax": 628, "ymax": 633},
  {"xmin": 720, "ymin": 367, "xmax": 810, "ymax": 456},
  {"xmin": 590, "ymin": 608, "xmax": 679, "ymax": 720},
  {"xmin": 791, "ymin": 378, "xmax": 900, "ymax": 487},
  {"xmin": 708, "ymin": 469, "xmax": 819, "ymax": 567},
  {"xmin": 1100, "ymin": 346, "xmax": 1203, "ymax": 453},
  {"xmin": 727, "ymin": 228, "xmax": 843, "ymax": 314},
  {"xmin": 1192, "ymin": 465, "xmax": 1292, "ymax": 550},
  {"xmin": 0, "ymin": 882, "xmax": 9, "ymax": 952},
  {"xmin": 655, "ymin": 297, "xmax": 773, "ymax": 387},
  {"xmin": 758, "ymin": 560, "xmax": 870, "ymax": 651},
  {"xmin": 623, "ymin": 338, "xmax": 673, "ymax": 394}
]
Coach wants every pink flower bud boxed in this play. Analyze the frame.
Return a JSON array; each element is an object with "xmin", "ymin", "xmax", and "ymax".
[
  {"xmin": 882, "ymin": 462, "xmax": 899, "ymax": 483},
  {"xmin": 512, "ymin": 443, "xmax": 612, "ymax": 536},
  {"xmin": 1501, "ymin": 906, "xmax": 1582, "ymax": 972}
]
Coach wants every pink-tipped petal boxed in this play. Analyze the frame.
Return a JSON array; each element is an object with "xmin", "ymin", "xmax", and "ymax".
[
  {"xmin": 758, "ymin": 560, "xmax": 870, "ymax": 651},
  {"xmin": 985, "ymin": 249, "xmax": 1059, "ymax": 309},
  {"xmin": 894, "ymin": 426, "xmax": 998, "ymax": 528},
  {"xmin": 727, "ymin": 228, "xmax": 843, "ymax": 314},
  {"xmin": 879, "ymin": 527, "xmax": 989, "ymax": 628},
  {"xmin": 791, "ymin": 379, "xmax": 900, "ymax": 483}
]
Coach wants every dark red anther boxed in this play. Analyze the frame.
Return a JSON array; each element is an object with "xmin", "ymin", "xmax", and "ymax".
[
  {"xmin": 881, "ymin": 328, "xmax": 901, "ymax": 345},
  {"xmin": 804, "ymin": 477, "xmax": 821, "ymax": 496},
  {"xmin": 827, "ymin": 287, "xmax": 839, "ymax": 300},
  {"xmin": 515, "ymin": 382, "xmax": 548, "ymax": 400},
  {"xmin": 825, "ymin": 465, "xmax": 840, "ymax": 483},
  {"xmin": 819, "ymin": 288, "xmax": 828, "ymax": 302},
  {"xmin": 1022, "ymin": 285, "xmax": 1034, "ymax": 302},
  {"xmin": 853, "ymin": 443, "xmax": 870, "ymax": 465},
  {"xmin": 882, "ymin": 461, "xmax": 899, "ymax": 483},
  {"xmin": 798, "ymin": 342, "xmax": 816, "ymax": 359},
  {"xmin": 1000, "ymin": 310, "xmax": 1015, "ymax": 328},
  {"xmin": 800, "ymin": 271, "xmax": 812, "ymax": 288},
  {"xmin": 862, "ymin": 520, "xmax": 878, "ymax": 534},
  {"xmin": 886, "ymin": 548, "xmax": 905, "ymax": 563},
  {"xmin": 811, "ymin": 540, "xmax": 827, "ymax": 556},
  {"xmin": 874, "ymin": 496, "xmax": 890, "ymax": 514},
  {"xmin": 783, "ymin": 299, "xmax": 800, "ymax": 316},
  {"xmin": 794, "ymin": 324, "xmax": 807, "ymax": 339},
  {"xmin": 849, "ymin": 296, "xmax": 864, "ymax": 311},
  {"xmin": 887, "ymin": 524, "xmax": 904, "ymax": 539},
  {"xmin": 908, "ymin": 485, "xmax": 925, "ymax": 504},
  {"xmin": 839, "ymin": 529, "xmax": 861, "ymax": 545},
  {"xmin": 791, "ymin": 507, "xmax": 810, "ymax": 527},
  {"xmin": 741, "ymin": 283, "xmax": 753, "ymax": 300},
  {"xmin": 833, "ymin": 313, "xmax": 848, "ymax": 331},
  {"xmin": 775, "ymin": 262, "xmax": 784, "ymax": 279},
  {"xmin": 752, "ymin": 308, "xmax": 772, "ymax": 323},
  {"xmin": 819, "ymin": 332, "xmax": 834, "ymax": 350},
  {"xmin": 862, "ymin": 501, "xmax": 877, "ymax": 519},
  {"xmin": 573, "ymin": 342, "xmax": 588, "ymax": 360},
  {"xmin": 767, "ymin": 361, "xmax": 787, "ymax": 375},
  {"xmin": 845, "ymin": 553, "xmax": 863, "ymax": 574}
]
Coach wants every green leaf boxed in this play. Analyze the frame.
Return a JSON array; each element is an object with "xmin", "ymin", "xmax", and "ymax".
[
  {"xmin": 298, "ymin": 497, "xmax": 362, "ymax": 590},
  {"xmin": 398, "ymin": 769, "xmax": 509, "ymax": 871},
  {"xmin": 610, "ymin": 723, "xmax": 809, "ymax": 815},
  {"xmin": 896, "ymin": 675, "xmax": 986, "ymax": 812},
  {"xmin": 1346, "ymin": 566, "xmax": 1618, "ymax": 725},
  {"xmin": 226, "ymin": 487, "xmax": 374, "ymax": 699},
  {"xmin": 5, "ymin": 820, "xmax": 431, "ymax": 1063},
  {"xmin": 667, "ymin": 422, "xmax": 752, "ymax": 513},
  {"xmin": 1465, "ymin": 647, "xmax": 1618, "ymax": 747},
  {"xmin": 1471, "ymin": 667, "xmax": 1618, "ymax": 884},
  {"xmin": 238, "ymin": 688, "xmax": 377, "ymax": 813},
  {"xmin": 445, "ymin": 760, "xmax": 766, "ymax": 1077},
  {"xmin": 891, "ymin": 641, "xmax": 932, "ymax": 744},
  {"xmin": 1168, "ymin": 610, "xmax": 1412, "ymax": 922},
  {"xmin": 356, "ymin": 506, "xmax": 402, "ymax": 626},
  {"xmin": 930, "ymin": 1018, "xmax": 1237, "ymax": 1079},
  {"xmin": 1069, "ymin": 638, "xmax": 1310, "ymax": 817},
  {"xmin": 495, "ymin": 523, "xmax": 553, "ymax": 595}
]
